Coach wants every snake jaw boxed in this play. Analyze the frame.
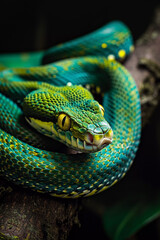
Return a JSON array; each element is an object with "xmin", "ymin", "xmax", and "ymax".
[{"xmin": 97, "ymin": 136, "xmax": 112, "ymax": 148}]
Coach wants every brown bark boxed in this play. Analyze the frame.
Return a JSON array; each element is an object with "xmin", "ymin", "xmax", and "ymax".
[
  {"xmin": 124, "ymin": 5, "xmax": 160, "ymax": 126},
  {"xmin": 0, "ymin": 178, "xmax": 79, "ymax": 240},
  {"xmin": 1, "ymin": 5, "xmax": 160, "ymax": 240}
]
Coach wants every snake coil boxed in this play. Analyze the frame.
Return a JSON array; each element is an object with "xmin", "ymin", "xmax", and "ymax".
[{"xmin": 0, "ymin": 21, "xmax": 141, "ymax": 198}]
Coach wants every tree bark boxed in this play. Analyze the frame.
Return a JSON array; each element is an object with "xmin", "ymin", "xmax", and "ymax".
[
  {"xmin": 1, "ymin": 5, "xmax": 160, "ymax": 240},
  {"xmin": 124, "ymin": 5, "xmax": 160, "ymax": 127},
  {"xmin": 0, "ymin": 178, "xmax": 79, "ymax": 240}
]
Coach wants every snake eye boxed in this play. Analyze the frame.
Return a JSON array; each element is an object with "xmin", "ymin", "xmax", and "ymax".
[
  {"xmin": 99, "ymin": 104, "xmax": 104, "ymax": 116},
  {"xmin": 58, "ymin": 113, "xmax": 71, "ymax": 131}
]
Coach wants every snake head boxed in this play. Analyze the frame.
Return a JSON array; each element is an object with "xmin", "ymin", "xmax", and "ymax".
[{"xmin": 23, "ymin": 85, "xmax": 113, "ymax": 153}]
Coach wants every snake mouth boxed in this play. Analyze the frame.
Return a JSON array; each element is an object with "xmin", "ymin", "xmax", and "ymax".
[
  {"xmin": 66, "ymin": 130, "xmax": 113, "ymax": 153},
  {"xmin": 64, "ymin": 134, "xmax": 112, "ymax": 153},
  {"xmin": 82, "ymin": 131, "xmax": 113, "ymax": 152},
  {"xmin": 25, "ymin": 117, "xmax": 113, "ymax": 153}
]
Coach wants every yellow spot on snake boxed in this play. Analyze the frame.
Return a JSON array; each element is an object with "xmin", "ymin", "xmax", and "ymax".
[
  {"xmin": 98, "ymin": 185, "xmax": 109, "ymax": 193},
  {"xmin": 86, "ymin": 189, "xmax": 97, "ymax": 196},
  {"xmin": 111, "ymin": 179, "xmax": 118, "ymax": 186},
  {"xmin": 32, "ymin": 152, "xmax": 38, "ymax": 156},
  {"xmin": 118, "ymin": 49, "xmax": 126, "ymax": 59},
  {"xmin": 71, "ymin": 191, "xmax": 78, "ymax": 195},
  {"xmin": 108, "ymin": 55, "xmax": 115, "ymax": 61},
  {"xmin": 101, "ymin": 43, "xmax": 107, "ymax": 48}
]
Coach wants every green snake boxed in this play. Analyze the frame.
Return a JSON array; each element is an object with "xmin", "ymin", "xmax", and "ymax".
[{"xmin": 0, "ymin": 21, "xmax": 141, "ymax": 198}]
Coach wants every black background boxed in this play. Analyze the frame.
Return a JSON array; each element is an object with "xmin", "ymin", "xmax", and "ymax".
[{"xmin": 0, "ymin": 1, "xmax": 159, "ymax": 53}]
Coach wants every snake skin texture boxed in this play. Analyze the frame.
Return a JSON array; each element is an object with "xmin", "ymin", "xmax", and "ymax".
[{"xmin": 0, "ymin": 21, "xmax": 141, "ymax": 198}]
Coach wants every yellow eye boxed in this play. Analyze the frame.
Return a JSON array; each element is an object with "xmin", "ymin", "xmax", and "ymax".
[
  {"xmin": 58, "ymin": 113, "xmax": 71, "ymax": 131},
  {"xmin": 99, "ymin": 104, "xmax": 104, "ymax": 116}
]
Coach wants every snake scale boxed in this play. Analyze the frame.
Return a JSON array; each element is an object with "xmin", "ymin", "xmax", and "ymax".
[{"xmin": 0, "ymin": 21, "xmax": 141, "ymax": 198}]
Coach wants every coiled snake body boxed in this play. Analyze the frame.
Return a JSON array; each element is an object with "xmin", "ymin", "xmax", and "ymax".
[{"xmin": 0, "ymin": 21, "xmax": 141, "ymax": 198}]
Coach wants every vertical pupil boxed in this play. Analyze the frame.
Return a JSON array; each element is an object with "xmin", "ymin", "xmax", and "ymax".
[{"xmin": 62, "ymin": 116, "xmax": 66, "ymax": 126}]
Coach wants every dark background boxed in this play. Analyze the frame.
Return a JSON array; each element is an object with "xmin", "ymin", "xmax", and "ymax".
[{"xmin": 0, "ymin": 1, "xmax": 159, "ymax": 53}]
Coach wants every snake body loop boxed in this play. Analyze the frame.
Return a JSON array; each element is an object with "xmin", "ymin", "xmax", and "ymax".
[{"xmin": 0, "ymin": 21, "xmax": 141, "ymax": 198}]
